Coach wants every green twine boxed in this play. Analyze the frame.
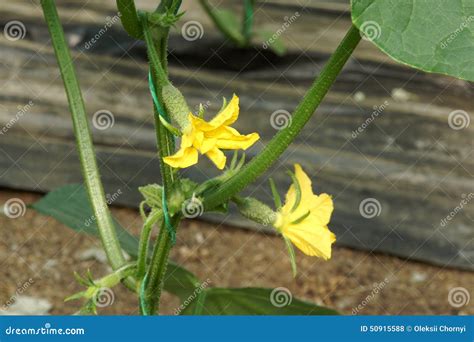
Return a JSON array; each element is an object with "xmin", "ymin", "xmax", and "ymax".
[
  {"xmin": 148, "ymin": 71, "xmax": 169, "ymax": 121},
  {"xmin": 148, "ymin": 70, "xmax": 177, "ymax": 245}
]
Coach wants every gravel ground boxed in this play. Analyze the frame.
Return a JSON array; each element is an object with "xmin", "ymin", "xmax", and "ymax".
[{"xmin": 0, "ymin": 190, "xmax": 472, "ymax": 315}]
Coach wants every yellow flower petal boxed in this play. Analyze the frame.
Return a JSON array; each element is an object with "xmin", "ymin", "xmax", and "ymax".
[
  {"xmin": 275, "ymin": 164, "xmax": 336, "ymax": 260},
  {"xmin": 214, "ymin": 127, "xmax": 260, "ymax": 150},
  {"xmin": 163, "ymin": 146, "xmax": 198, "ymax": 169},
  {"xmin": 281, "ymin": 223, "xmax": 336, "ymax": 259},
  {"xmin": 209, "ymin": 94, "xmax": 239, "ymax": 127},
  {"xmin": 164, "ymin": 95, "xmax": 258, "ymax": 170},
  {"xmin": 206, "ymin": 148, "xmax": 226, "ymax": 169},
  {"xmin": 308, "ymin": 193, "xmax": 333, "ymax": 226},
  {"xmin": 282, "ymin": 164, "xmax": 314, "ymax": 215}
]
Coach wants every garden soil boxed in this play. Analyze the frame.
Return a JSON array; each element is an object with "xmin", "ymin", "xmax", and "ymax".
[{"xmin": 0, "ymin": 190, "xmax": 472, "ymax": 315}]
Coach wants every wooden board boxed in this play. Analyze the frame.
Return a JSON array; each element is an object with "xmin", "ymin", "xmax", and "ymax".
[{"xmin": 0, "ymin": 0, "xmax": 473, "ymax": 270}]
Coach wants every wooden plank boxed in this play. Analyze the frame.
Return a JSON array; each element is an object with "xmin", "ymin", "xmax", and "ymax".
[{"xmin": 0, "ymin": 0, "xmax": 473, "ymax": 270}]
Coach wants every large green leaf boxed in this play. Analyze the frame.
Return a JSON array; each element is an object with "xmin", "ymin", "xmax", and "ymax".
[
  {"xmin": 352, "ymin": 0, "xmax": 474, "ymax": 81},
  {"xmin": 31, "ymin": 184, "xmax": 200, "ymax": 301},
  {"xmin": 181, "ymin": 287, "xmax": 338, "ymax": 315}
]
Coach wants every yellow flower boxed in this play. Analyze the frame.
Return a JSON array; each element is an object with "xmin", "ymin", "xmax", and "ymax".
[
  {"xmin": 163, "ymin": 95, "xmax": 259, "ymax": 170},
  {"xmin": 274, "ymin": 164, "xmax": 335, "ymax": 260}
]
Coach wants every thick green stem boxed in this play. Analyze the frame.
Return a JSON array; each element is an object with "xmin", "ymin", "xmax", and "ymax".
[
  {"xmin": 141, "ymin": 12, "xmax": 181, "ymax": 315},
  {"xmin": 203, "ymin": 24, "xmax": 361, "ymax": 210},
  {"xmin": 41, "ymin": 0, "xmax": 126, "ymax": 270},
  {"xmin": 142, "ymin": 216, "xmax": 180, "ymax": 314}
]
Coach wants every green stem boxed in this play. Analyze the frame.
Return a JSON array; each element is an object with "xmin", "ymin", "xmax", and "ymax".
[
  {"xmin": 157, "ymin": 0, "xmax": 182, "ymax": 74},
  {"xmin": 142, "ymin": 216, "xmax": 181, "ymax": 314},
  {"xmin": 136, "ymin": 209, "xmax": 163, "ymax": 280},
  {"xmin": 141, "ymin": 12, "xmax": 181, "ymax": 315},
  {"xmin": 203, "ymin": 24, "xmax": 361, "ymax": 210},
  {"xmin": 198, "ymin": 0, "xmax": 246, "ymax": 47},
  {"xmin": 41, "ymin": 0, "xmax": 127, "ymax": 270},
  {"xmin": 242, "ymin": 0, "xmax": 255, "ymax": 43}
]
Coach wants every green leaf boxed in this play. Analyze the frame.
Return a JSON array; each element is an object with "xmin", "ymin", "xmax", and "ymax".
[
  {"xmin": 214, "ymin": 9, "xmax": 246, "ymax": 44},
  {"xmin": 351, "ymin": 0, "xmax": 474, "ymax": 81},
  {"xmin": 257, "ymin": 30, "xmax": 287, "ymax": 56},
  {"xmin": 181, "ymin": 288, "xmax": 338, "ymax": 315},
  {"xmin": 31, "ymin": 184, "xmax": 200, "ymax": 301},
  {"xmin": 116, "ymin": 0, "xmax": 143, "ymax": 39}
]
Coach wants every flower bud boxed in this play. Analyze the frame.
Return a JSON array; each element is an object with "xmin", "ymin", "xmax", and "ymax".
[
  {"xmin": 162, "ymin": 84, "xmax": 190, "ymax": 130},
  {"xmin": 234, "ymin": 197, "xmax": 277, "ymax": 227}
]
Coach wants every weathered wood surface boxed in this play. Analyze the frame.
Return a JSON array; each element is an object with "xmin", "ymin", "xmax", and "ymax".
[{"xmin": 0, "ymin": 0, "xmax": 473, "ymax": 270}]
